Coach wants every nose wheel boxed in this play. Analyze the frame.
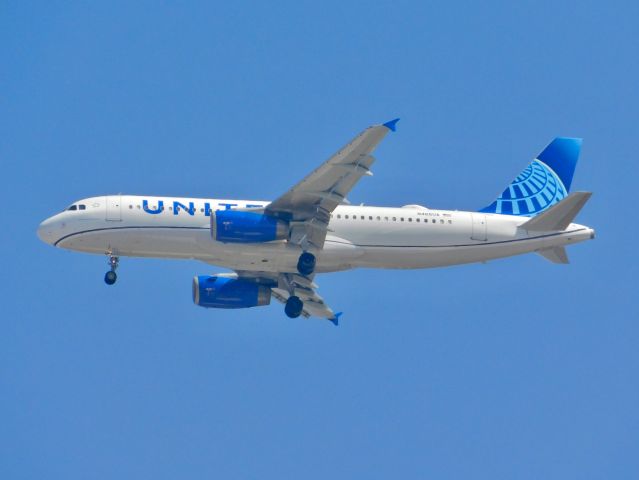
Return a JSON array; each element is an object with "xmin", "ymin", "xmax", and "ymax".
[{"xmin": 104, "ymin": 255, "xmax": 119, "ymax": 285}]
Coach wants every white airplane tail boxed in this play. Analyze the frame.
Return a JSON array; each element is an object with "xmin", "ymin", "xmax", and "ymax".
[
  {"xmin": 523, "ymin": 191, "xmax": 593, "ymax": 265},
  {"xmin": 522, "ymin": 191, "xmax": 592, "ymax": 232}
]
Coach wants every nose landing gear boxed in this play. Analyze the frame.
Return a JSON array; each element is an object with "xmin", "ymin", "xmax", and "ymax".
[{"xmin": 104, "ymin": 255, "xmax": 119, "ymax": 285}]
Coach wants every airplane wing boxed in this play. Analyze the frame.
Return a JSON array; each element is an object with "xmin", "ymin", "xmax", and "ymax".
[
  {"xmin": 271, "ymin": 284, "xmax": 341, "ymax": 325},
  {"xmin": 264, "ymin": 118, "xmax": 399, "ymax": 251},
  {"xmin": 205, "ymin": 120, "xmax": 399, "ymax": 324},
  {"xmin": 232, "ymin": 270, "xmax": 341, "ymax": 325}
]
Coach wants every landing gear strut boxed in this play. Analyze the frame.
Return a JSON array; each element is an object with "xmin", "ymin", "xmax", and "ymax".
[
  {"xmin": 296, "ymin": 251, "xmax": 316, "ymax": 276},
  {"xmin": 285, "ymin": 295, "xmax": 303, "ymax": 318},
  {"xmin": 104, "ymin": 254, "xmax": 119, "ymax": 285}
]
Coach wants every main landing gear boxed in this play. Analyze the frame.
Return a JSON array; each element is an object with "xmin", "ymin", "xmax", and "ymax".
[
  {"xmin": 296, "ymin": 251, "xmax": 316, "ymax": 276},
  {"xmin": 285, "ymin": 295, "xmax": 303, "ymax": 318},
  {"xmin": 104, "ymin": 254, "xmax": 119, "ymax": 285},
  {"xmin": 286, "ymin": 252, "xmax": 315, "ymax": 318}
]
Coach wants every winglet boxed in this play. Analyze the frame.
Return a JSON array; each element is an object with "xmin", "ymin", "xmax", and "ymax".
[
  {"xmin": 329, "ymin": 312, "xmax": 342, "ymax": 326},
  {"xmin": 383, "ymin": 118, "xmax": 400, "ymax": 132}
]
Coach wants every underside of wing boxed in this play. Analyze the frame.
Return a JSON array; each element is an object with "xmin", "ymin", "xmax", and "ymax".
[
  {"xmin": 234, "ymin": 270, "xmax": 341, "ymax": 325},
  {"xmin": 271, "ymin": 286, "xmax": 340, "ymax": 325}
]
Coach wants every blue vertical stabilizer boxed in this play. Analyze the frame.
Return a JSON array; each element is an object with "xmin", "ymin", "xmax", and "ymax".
[{"xmin": 480, "ymin": 137, "xmax": 582, "ymax": 217}]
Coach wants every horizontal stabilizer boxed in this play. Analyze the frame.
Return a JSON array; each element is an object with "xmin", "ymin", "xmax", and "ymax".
[
  {"xmin": 537, "ymin": 246, "xmax": 569, "ymax": 264},
  {"xmin": 522, "ymin": 191, "xmax": 592, "ymax": 232}
]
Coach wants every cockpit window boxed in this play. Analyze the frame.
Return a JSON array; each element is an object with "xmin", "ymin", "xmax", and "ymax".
[{"xmin": 65, "ymin": 204, "xmax": 86, "ymax": 211}]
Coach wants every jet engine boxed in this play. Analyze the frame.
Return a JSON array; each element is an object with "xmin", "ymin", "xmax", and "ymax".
[
  {"xmin": 193, "ymin": 275, "xmax": 271, "ymax": 309},
  {"xmin": 211, "ymin": 210, "xmax": 288, "ymax": 243}
]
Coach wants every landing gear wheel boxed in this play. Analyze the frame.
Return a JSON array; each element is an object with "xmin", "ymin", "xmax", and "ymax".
[
  {"xmin": 285, "ymin": 295, "xmax": 304, "ymax": 318},
  {"xmin": 296, "ymin": 252, "xmax": 316, "ymax": 276},
  {"xmin": 104, "ymin": 254, "xmax": 119, "ymax": 285},
  {"xmin": 104, "ymin": 270, "xmax": 117, "ymax": 285}
]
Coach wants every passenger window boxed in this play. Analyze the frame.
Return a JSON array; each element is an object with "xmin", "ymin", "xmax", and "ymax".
[
  {"xmin": 448, "ymin": 220, "xmax": 452, "ymax": 224},
  {"xmin": 345, "ymin": 215, "xmax": 349, "ymax": 219},
  {"xmin": 416, "ymin": 218, "xmax": 420, "ymax": 222},
  {"xmin": 337, "ymin": 214, "xmax": 341, "ymax": 219},
  {"xmin": 385, "ymin": 216, "xmax": 389, "ymax": 221},
  {"xmin": 432, "ymin": 219, "xmax": 436, "ymax": 223},
  {"xmin": 400, "ymin": 218, "xmax": 404, "ymax": 222},
  {"xmin": 408, "ymin": 218, "xmax": 412, "ymax": 222},
  {"xmin": 392, "ymin": 217, "xmax": 396, "ymax": 221},
  {"xmin": 440, "ymin": 219, "xmax": 444, "ymax": 224},
  {"xmin": 369, "ymin": 216, "xmax": 373, "ymax": 220}
]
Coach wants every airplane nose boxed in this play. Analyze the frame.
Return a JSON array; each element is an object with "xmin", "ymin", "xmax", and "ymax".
[{"xmin": 37, "ymin": 217, "xmax": 57, "ymax": 245}]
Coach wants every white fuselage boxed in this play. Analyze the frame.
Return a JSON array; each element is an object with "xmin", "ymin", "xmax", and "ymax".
[{"xmin": 37, "ymin": 195, "xmax": 595, "ymax": 273}]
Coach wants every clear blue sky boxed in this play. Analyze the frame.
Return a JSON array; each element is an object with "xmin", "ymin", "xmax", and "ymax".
[{"xmin": 2, "ymin": 1, "xmax": 638, "ymax": 478}]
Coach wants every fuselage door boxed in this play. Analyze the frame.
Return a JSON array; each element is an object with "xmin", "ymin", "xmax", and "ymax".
[
  {"xmin": 471, "ymin": 213, "xmax": 487, "ymax": 241},
  {"xmin": 106, "ymin": 195, "xmax": 122, "ymax": 221}
]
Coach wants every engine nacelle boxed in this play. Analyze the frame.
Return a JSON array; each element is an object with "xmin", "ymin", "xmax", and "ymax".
[
  {"xmin": 211, "ymin": 210, "xmax": 288, "ymax": 243},
  {"xmin": 192, "ymin": 275, "xmax": 271, "ymax": 309}
]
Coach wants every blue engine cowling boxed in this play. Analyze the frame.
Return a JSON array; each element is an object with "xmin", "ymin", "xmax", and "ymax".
[
  {"xmin": 211, "ymin": 210, "xmax": 288, "ymax": 243},
  {"xmin": 192, "ymin": 275, "xmax": 271, "ymax": 309}
]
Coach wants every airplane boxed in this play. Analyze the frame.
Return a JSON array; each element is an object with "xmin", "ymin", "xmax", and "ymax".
[{"xmin": 37, "ymin": 119, "xmax": 595, "ymax": 325}]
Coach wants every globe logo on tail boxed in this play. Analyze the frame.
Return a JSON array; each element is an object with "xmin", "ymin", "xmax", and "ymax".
[
  {"xmin": 491, "ymin": 159, "xmax": 567, "ymax": 216},
  {"xmin": 480, "ymin": 137, "xmax": 581, "ymax": 217}
]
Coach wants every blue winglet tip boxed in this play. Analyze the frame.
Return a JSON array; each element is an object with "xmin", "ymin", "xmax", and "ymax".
[
  {"xmin": 383, "ymin": 118, "xmax": 400, "ymax": 132},
  {"xmin": 330, "ymin": 312, "xmax": 342, "ymax": 326}
]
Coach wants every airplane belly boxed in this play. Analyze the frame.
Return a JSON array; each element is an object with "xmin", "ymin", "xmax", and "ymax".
[
  {"xmin": 197, "ymin": 236, "xmax": 364, "ymax": 273},
  {"xmin": 59, "ymin": 225, "xmax": 363, "ymax": 274},
  {"xmin": 353, "ymin": 235, "xmax": 552, "ymax": 269},
  {"xmin": 195, "ymin": 234, "xmax": 302, "ymax": 271},
  {"xmin": 58, "ymin": 227, "xmax": 211, "ymax": 258},
  {"xmin": 316, "ymin": 235, "xmax": 364, "ymax": 272}
]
